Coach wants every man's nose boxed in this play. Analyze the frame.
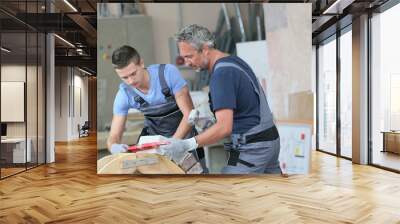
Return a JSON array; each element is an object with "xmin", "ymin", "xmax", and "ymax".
[
  {"xmin": 127, "ymin": 76, "xmax": 135, "ymax": 85},
  {"xmin": 185, "ymin": 59, "xmax": 192, "ymax": 67}
]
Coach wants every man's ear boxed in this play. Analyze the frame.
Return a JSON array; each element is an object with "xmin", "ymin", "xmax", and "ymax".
[
  {"xmin": 139, "ymin": 59, "xmax": 145, "ymax": 68},
  {"xmin": 202, "ymin": 44, "xmax": 210, "ymax": 55}
]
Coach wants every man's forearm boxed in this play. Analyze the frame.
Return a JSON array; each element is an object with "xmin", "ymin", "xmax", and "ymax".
[
  {"xmin": 107, "ymin": 115, "xmax": 127, "ymax": 150},
  {"xmin": 107, "ymin": 135, "xmax": 120, "ymax": 150},
  {"xmin": 173, "ymin": 117, "xmax": 192, "ymax": 139}
]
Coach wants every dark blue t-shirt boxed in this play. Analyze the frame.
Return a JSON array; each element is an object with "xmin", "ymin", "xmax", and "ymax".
[{"xmin": 209, "ymin": 56, "xmax": 261, "ymax": 134}]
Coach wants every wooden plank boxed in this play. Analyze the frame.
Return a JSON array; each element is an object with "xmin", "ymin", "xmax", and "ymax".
[
  {"xmin": 97, "ymin": 153, "xmax": 184, "ymax": 174},
  {"xmin": 133, "ymin": 153, "xmax": 183, "ymax": 174},
  {"xmin": 97, "ymin": 153, "xmax": 138, "ymax": 174}
]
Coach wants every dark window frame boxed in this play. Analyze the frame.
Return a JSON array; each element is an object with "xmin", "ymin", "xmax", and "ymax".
[
  {"xmin": 315, "ymin": 23, "xmax": 353, "ymax": 161},
  {"xmin": 0, "ymin": 0, "xmax": 47, "ymax": 180}
]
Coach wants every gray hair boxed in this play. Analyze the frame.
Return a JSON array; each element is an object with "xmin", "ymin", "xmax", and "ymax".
[{"xmin": 175, "ymin": 24, "xmax": 216, "ymax": 51}]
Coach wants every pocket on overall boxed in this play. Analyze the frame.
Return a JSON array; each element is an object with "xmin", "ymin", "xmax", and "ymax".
[
  {"xmin": 236, "ymin": 139, "xmax": 280, "ymax": 172},
  {"xmin": 146, "ymin": 109, "xmax": 182, "ymax": 137}
]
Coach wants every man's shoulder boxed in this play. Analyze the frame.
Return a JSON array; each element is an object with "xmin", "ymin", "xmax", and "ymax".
[
  {"xmin": 118, "ymin": 82, "xmax": 127, "ymax": 90},
  {"xmin": 214, "ymin": 56, "xmax": 244, "ymax": 71},
  {"xmin": 117, "ymin": 83, "xmax": 132, "ymax": 97},
  {"xmin": 212, "ymin": 57, "xmax": 244, "ymax": 77},
  {"xmin": 214, "ymin": 56, "xmax": 256, "ymax": 77},
  {"xmin": 216, "ymin": 55, "xmax": 241, "ymax": 64}
]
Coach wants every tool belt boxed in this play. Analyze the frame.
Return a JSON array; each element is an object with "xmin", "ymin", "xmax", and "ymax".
[{"xmin": 225, "ymin": 125, "xmax": 279, "ymax": 168}]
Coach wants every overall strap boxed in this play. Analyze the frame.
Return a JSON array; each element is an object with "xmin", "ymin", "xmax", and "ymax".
[
  {"xmin": 133, "ymin": 95, "xmax": 147, "ymax": 107},
  {"xmin": 213, "ymin": 62, "xmax": 260, "ymax": 96},
  {"xmin": 158, "ymin": 64, "xmax": 173, "ymax": 99},
  {"xmin": 124, "ymin": 84, "xmax": 148, "ymax": 107}
]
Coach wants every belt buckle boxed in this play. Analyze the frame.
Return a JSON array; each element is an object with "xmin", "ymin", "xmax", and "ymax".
[
  {"xmin": 232, "ymin": 135, "xmax": 240, "ymax": 148},
  {"xmin": 240, "ymin": 135, "xmax": 246, "ymax": 145},
  {"xmin": 232, "ymin": 135, "xmax": 246, "ymax": 148}
]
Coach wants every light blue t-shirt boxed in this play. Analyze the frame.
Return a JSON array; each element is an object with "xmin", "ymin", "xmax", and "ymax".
[{"xmin": 113, "ymin": 64, "xmax": 186, "ymax": 116}]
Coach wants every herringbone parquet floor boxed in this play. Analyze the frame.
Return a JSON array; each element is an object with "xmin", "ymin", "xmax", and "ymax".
[{"xmin": 1, "ymin": 134, "xmax": 400, "ymax": 223}]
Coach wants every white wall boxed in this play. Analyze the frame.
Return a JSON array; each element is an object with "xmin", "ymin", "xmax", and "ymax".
[
  {"xmin": 1, "ymin": 65, "xmax": 27, "ymax": 139},
  {"xmin": 55, "ymin": 67, "xmax": 68, "ymax": 141},
  {"xmin": 1, "ymin": 65, "xmax": 26, "ymax": 81},
  {"xmin": 263, "ymin": 3, "xmax": 312, "ymax": 120},
  {"xmin": 144, "ymin": 3, "xmax": 178, "ymax": 64},
  {"xmin": 1, "ymin": 64, "xmax": 46, "ymax": 163},
  {"xmin": 1, "ymin": 65, "xmax": 41, "ymax": 135},
  {"xmin": 54, "ymin": 67, "xmax": 89, "ymax": 141}
]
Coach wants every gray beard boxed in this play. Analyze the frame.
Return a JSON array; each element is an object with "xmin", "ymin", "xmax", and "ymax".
[{"xmin": 196, "ymin": 59, "xmax": 208, "ymax": 72}]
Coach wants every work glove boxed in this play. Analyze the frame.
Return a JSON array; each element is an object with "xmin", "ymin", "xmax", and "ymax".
[
  {"xmin": 157, "ymin": 137, "xmax": 198, "ymax": 164},
  {"xmin": 188, "ymin": 109, "xmax": 200, "ymax": 125},
  {"xmin": 110, "ymin": 143, "xmax": 128, "ymax": 154},
  {"xmin": 188, "ymin": 108, "xmax": 215, "ymax": 132}
]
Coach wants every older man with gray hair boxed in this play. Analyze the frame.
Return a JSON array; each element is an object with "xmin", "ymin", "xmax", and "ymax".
[{"xmin": 160, "ymin": 24, "xmax": 281, "ymax": 174}]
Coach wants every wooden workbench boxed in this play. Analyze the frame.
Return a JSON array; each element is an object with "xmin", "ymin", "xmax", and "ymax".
[{"xmin": 97, "ymin": 152, "xmax": 184, "ymax": 174}]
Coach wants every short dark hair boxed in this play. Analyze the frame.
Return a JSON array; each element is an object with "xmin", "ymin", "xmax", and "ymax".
[{"xmin": 111, "ymin": 45, "xmax": 141, "ymax": 69}]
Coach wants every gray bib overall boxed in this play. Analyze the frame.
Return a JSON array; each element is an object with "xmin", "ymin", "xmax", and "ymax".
[
  {"xmin": 128, "ymin": 64, "xmax": 207, "ymax": 173},
  {"xmin": 211, "ymin": 62, "xmax": 281, "ymax": 174}
]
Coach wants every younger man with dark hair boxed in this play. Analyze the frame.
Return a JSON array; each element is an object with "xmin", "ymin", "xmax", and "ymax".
[{"xmin": 107, "ymin": 45, "xmax": 198, "ymax": 157}]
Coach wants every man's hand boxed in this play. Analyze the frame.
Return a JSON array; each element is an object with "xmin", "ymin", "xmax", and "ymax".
[
  {"xmin": 107, "ymin": 115, "xmax": 127, "ymax": 150},
  {"xmin": 110, "ymin": 143, "xmax": 128, "ymax": 154},
  {"xmin": 157, "ymin": 137, "xmax": 198, "ymax": 164},
  {"xmin": 188, "ymin": 109, "xmax": 200, "ymax": 125},
  {"xmin": 187, "ymin": 108, "xmax": 215, "ymax": 132}
]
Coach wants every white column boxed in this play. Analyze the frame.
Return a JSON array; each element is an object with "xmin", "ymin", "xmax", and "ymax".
[
  {"xmin": 46, "ymin": 33, "xmax": 55, "ymax": 163},
  {"xmin": 45, "ymin": 0, "xmax": 56, "ymax": 163},
  {"xmin": 352, "ymin": 14, "xmax": 369, "ymax": 164}
]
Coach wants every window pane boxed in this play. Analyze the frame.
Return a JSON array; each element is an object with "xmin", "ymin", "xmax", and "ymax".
[
  {"xmin": 340, "ymin": 29, "xmax": 352, "ymax": 158},
  {"xmin": 318, "ymin": 37, "xmax": 337, "ymax": 154},
  {"xmin": 38, "ymin": 32, "xmax": 46, "ymax": 165},
  {"xmin": 371, "ymin": 3, "xmax": 400, "ymax": 171},
  {"xmin": 1, "ymin": 6, "xmax": 28, "ymax": 178},
  {"xmin": 27, "ymin": 31, "xmax": 38, "ymax": 169},
  {"xmin": 0, "ymin": 0, "xmax": 46, "ymax": 178}
]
